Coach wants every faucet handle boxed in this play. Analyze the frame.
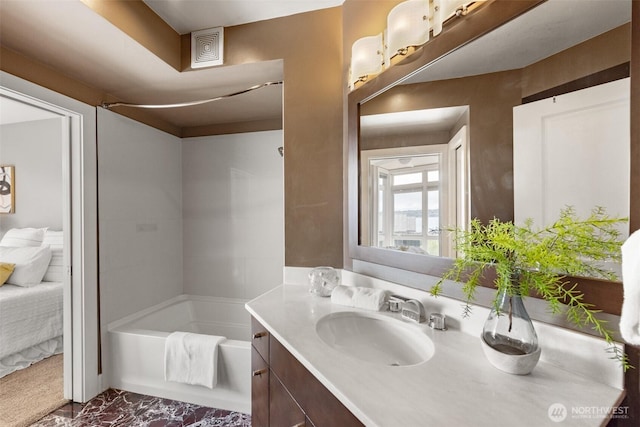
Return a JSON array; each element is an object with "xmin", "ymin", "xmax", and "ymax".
[
  {"xmin": 388, "ymin": 295, "xmax": 406, "ymax": 312},
  {"xmin": 428, "ymin": 313, "xmax": 446, "ymax": 330},
  {"xmin": 401, "ymin": 299, "xmax": 426, "ymax": 323}
]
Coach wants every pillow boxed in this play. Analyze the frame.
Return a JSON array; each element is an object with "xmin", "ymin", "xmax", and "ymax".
[
  {"xmin": 42, "ymin": 230, "xmax": 64, "ymax": 282},
  {"xmin": 0, "ymin": 262, "xmax": 15, "ymax": 286},
  {"xmin": 0, "ymin": 246, "xmax": 52, "ymax": 287},
  {"xmin": 0, "ymin": 228, "xmax": 47, "ymax": 247}
]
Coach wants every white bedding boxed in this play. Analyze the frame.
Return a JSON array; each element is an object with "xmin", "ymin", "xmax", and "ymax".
[{"xmin": 0, "ymin": 282, "xmax": 63, "ymax": 360}]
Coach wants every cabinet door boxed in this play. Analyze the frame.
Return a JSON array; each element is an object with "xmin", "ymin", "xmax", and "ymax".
[
  {"xmin": 270, "ymin": 336, "xmax": 363, "ymax": 427},
  {"xmin": 252, "ymin": 316, "xmax": 270, "ymax": 362},
  {"xmin": 270, "ymin": 373, "xmax": 306, "ymax": 427},
  {"xmin": 252, "ymin": 346, "xmax": 269, "ymax": 427}
]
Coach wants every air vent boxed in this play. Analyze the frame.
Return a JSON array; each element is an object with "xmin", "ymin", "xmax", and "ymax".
[{"xmin": 191, "ymin": 27, "xmax": 224, "ymax": 69}]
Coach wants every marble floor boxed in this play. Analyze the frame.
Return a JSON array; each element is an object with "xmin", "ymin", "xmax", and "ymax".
[{"xmin": 31, "ymin": 389, "xmax": 251, "ymax": 426}]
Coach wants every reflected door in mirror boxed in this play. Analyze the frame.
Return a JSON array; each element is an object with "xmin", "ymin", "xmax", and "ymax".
[{"xmin": 514, "ymin": 78, "xmax": 630, "ymax": 237}]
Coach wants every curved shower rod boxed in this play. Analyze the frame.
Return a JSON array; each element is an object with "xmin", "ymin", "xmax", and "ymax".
[{"xmin": 101, "ymin": 81, "xmax": 283, "ymax": 110}]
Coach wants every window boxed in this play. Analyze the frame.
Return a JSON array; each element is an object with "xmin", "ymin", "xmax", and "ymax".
[{"xmin": 370, "ymin": 154, "xmax": 442, "ymax": 256}]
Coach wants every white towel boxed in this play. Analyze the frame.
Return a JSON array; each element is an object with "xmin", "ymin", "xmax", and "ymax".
[
  {"xmin": 621, "ymin": 229, "xmax": 640, "ymax": 345},
  {"xmin": 164, "ymin": 331, "xmax": 226, "ymax": 389},
  {"xmin": 330, "ymin": 285, "xmax": 388, "ymax": 311}
]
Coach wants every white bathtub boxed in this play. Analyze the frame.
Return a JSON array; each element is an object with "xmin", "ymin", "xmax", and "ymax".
[{"xmin": 107, "ymin": 294, "xmax": 251, "ymax": 413}]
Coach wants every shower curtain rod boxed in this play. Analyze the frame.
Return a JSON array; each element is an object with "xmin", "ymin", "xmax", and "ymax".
[{"xmin": 101, "ymin": 81, "xmax": 283, "ymax": 110}]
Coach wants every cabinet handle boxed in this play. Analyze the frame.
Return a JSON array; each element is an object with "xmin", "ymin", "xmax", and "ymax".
[
  {"xmin": 252, "ymin": 368, "xmax": 268, "ymax": 377},
  {"xmin": 253, "ymin": 331, "xmax": 267, "ymax": 339}
]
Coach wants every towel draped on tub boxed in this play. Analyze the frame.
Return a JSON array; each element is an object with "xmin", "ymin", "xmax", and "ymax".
[{"xmin": 164, "ymin": 331, "xmax": 226, "ymax": 389}]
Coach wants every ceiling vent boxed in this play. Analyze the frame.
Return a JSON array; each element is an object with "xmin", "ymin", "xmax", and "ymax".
[{"xmin": 191, "ymin": 27, "xmax": 224, "ymax": 69}]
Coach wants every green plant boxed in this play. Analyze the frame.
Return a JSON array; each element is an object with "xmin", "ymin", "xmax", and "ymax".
[{"xmin": 431, "ymin": 206, "xmax": 632, "ymax": 371}]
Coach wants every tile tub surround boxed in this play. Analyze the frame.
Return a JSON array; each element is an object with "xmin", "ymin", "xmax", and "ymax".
[
  {"xmin": 247, "ymin": 280, "xmax": 625, "ymax": 426},
  {"xmin": 32, "ymin": 389, "xmax": 251, "ymax": 426}
]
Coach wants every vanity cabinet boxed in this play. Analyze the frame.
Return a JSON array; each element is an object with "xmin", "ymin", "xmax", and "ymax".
[
  {"xmin": 251, "ymin": 316, "xmax": 363, "ymax": 427},
  {"xmin": 251, "ymin": 346, "xmax": 270, "ymax": 427}
]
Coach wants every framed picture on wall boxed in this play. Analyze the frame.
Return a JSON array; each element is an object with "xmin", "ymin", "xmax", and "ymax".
[{"xmin": 0, "ymin": 166, "xmax": 15, "ymax": 214}]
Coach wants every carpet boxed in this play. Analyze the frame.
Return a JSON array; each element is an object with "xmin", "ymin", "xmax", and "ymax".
[{"xmin": 0, "ymin": 354, "xmax": 68, "ymax": 427}]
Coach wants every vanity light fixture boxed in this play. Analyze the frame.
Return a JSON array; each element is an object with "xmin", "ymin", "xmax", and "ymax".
[
  {"xmin": 350, "ymin": 33, "xmax": 385, "ymax": 89},
  {"xmin": 387, "ymin": 0, "xmax": 430, "ymax": 58},
  {"xmin": 432, "ymin": 0, "xmax": 473, "ymax": 36},
  {"xmin": 349, "ymin": 0, "xmax": 481, "ymax": 91}
]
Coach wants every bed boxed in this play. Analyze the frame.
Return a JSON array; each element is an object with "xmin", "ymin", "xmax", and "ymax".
[
  {"xmin": 0, "ymin": 282, "xmax": 63, "ymax": 378},
  {"xmin": 0, "ymin": 228, "xmax": 64, "ymax": 378}
]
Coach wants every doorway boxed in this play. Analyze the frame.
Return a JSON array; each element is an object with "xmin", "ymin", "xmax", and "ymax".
[
  {"xmin": 0, "ymin": 91, "xmax": 72, "ymax": 417},
  {"xmin": 0, "ymin": 71, "xmax": 101, "ymax": 406}
]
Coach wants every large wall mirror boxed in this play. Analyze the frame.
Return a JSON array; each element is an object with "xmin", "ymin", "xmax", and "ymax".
[{"xmin": 347, "ymin": 0, "xmax": 633, "ymax": 315}]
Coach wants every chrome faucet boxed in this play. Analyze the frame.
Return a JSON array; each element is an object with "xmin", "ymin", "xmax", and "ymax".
[
  {"xmin": 400, "ymin": 299, "xmax": 427, "ymax": 323},
  {"xmin": 389, "ymin": 295, "xmax": 426, "ymax": 323},
  {"xmin": 389, "ymin": 295, "xmax": 445, "ymax": 329}
]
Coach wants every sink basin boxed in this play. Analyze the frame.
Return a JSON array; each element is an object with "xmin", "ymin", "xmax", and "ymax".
[{"xmin": 315, "ymin": 312, "xmax": 434, "ymax": 366}]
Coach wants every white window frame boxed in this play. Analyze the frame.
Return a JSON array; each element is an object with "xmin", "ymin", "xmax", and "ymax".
[{"xmin": 361, "ymin": 145, "xmax": 448, "ymax": 255}]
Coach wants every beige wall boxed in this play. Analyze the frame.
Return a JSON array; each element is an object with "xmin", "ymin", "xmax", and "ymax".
[
  {"xmin": 522, "ymin": 24, "xmax": 630, "ymax": 98},
  {"xmin": 361, "ymin": 70, "xmax": 522, "ymax": 223},
  {"xmin": 3, "ymin": 1, "xmax": 627, "ymax": 271},
  {"xmin": 0, "ymin": 4, "xmax": 345, "ymax": 268},
  {"xmin": 224, "ymin": 10, "xmax": 345, "ymax": 267},
  {"xmin": 350, "ymin": 19, "xmax": 630, "ymax": 225}
]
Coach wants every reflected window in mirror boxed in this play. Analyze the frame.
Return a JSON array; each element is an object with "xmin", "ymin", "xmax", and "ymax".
[
  {"xmin": 365, "ymin": 152, "xmax": 442, "ymax": 256},
  {"xmin": 360, "ymin": 106, "xmax": 470, "ymax": 258}
]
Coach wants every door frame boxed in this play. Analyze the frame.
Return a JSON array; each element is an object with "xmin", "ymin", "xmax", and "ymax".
[{"xmin": 0, "ymin": 71, "xmax": 101, "ymax": 402}]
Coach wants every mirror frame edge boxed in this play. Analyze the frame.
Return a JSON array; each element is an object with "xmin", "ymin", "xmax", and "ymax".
[{"xmin": 346, "ymin": 0, "xmax": 629, "ymax": 317}]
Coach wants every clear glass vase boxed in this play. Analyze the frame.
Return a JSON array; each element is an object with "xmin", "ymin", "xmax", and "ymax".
[{"xmin": 482, "ymin": 283, "xmax": 539, "ymax": 356}]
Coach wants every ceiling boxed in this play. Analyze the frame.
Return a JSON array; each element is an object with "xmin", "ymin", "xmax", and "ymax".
[
  {"xmin": 0, "ymin": 0, "xmax": 343, "ymax": 130},
  {"xmin": 360, "ymin": 106, "xmax": 467, "ymax": 137},
  {"xmin": 143, "ymin": 0, "xmax": 344, "ymax": 34}
]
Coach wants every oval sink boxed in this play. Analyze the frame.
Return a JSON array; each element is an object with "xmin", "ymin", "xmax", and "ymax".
[{"xmin": 315, "ymin": 312, "xmax": 434, "ymax": 366}]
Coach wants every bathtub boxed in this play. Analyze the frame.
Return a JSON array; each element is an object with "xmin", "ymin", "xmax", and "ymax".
[{"xmin": 108, "ymin": 294, "xmax": 251, "ymax": 413}]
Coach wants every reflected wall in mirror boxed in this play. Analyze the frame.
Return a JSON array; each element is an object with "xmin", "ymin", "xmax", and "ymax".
[{"xmin": 356, "ymin": 0, "xmax": 631, "ymax": 280}]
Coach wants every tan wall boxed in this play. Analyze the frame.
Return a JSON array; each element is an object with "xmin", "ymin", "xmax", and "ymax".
[
  {"xmin": 361, "ymin": 70, "xmax": 522, "ymax": 223},
  {"xmin": 1, "ymin": 5, "xmax": 345, "ymax": 268},
  {"xmin": 2, "ymin": 1, "xmax": 627, "ymax": 270},
  {"xmin": 522, "ymin": 24, "xmax": 631, "ymax": 98},
  {"xmin": 222, "ymin": 9, "xmax": 345, "ymax": 267},
  {"xmin": 199, "ymin": 9, "xmax": 345, "ymax": 268},
  {"xmin": 360, "ymin": 131, "xmax": 451, "ymax": 151},
  {"xmin": 350, "ymin": 20, "xmax": 631, "ymax": 225}
]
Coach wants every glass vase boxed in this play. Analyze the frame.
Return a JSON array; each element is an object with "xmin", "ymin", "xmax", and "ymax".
[
  {"xmin": 481, "ymin": 274, "xmax": 541, "ymax": 374},
  {"xmin": 482, "ymin": 288, "xmax": 539, "ymax": 355}
]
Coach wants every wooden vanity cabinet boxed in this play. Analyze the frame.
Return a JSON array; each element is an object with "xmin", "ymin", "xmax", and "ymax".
[
  {"xmin": 269, "ymin": 370, "xmax": 307, "ymax": 427},
  {"xmin": 251, "ymin": 346, "xmax": 270, "ymax": 427},
  {"xmin": 251, "ymin": 316, "xmax": 364, "ymax": 427}
]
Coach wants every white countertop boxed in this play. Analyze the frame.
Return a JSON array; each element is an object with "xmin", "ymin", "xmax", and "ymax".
[{"xmin": 246, "ymin": 284, "xmax": 625, "ymax": 427}]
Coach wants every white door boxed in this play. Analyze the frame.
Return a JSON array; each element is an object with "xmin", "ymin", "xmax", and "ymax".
[
  {"xmin": 444, "ymin": 125, "xmax": 468, "ymax": 258},
  {"xmin": 513, "ymin": 78, "xmax": 630, "ymax": 238}
]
